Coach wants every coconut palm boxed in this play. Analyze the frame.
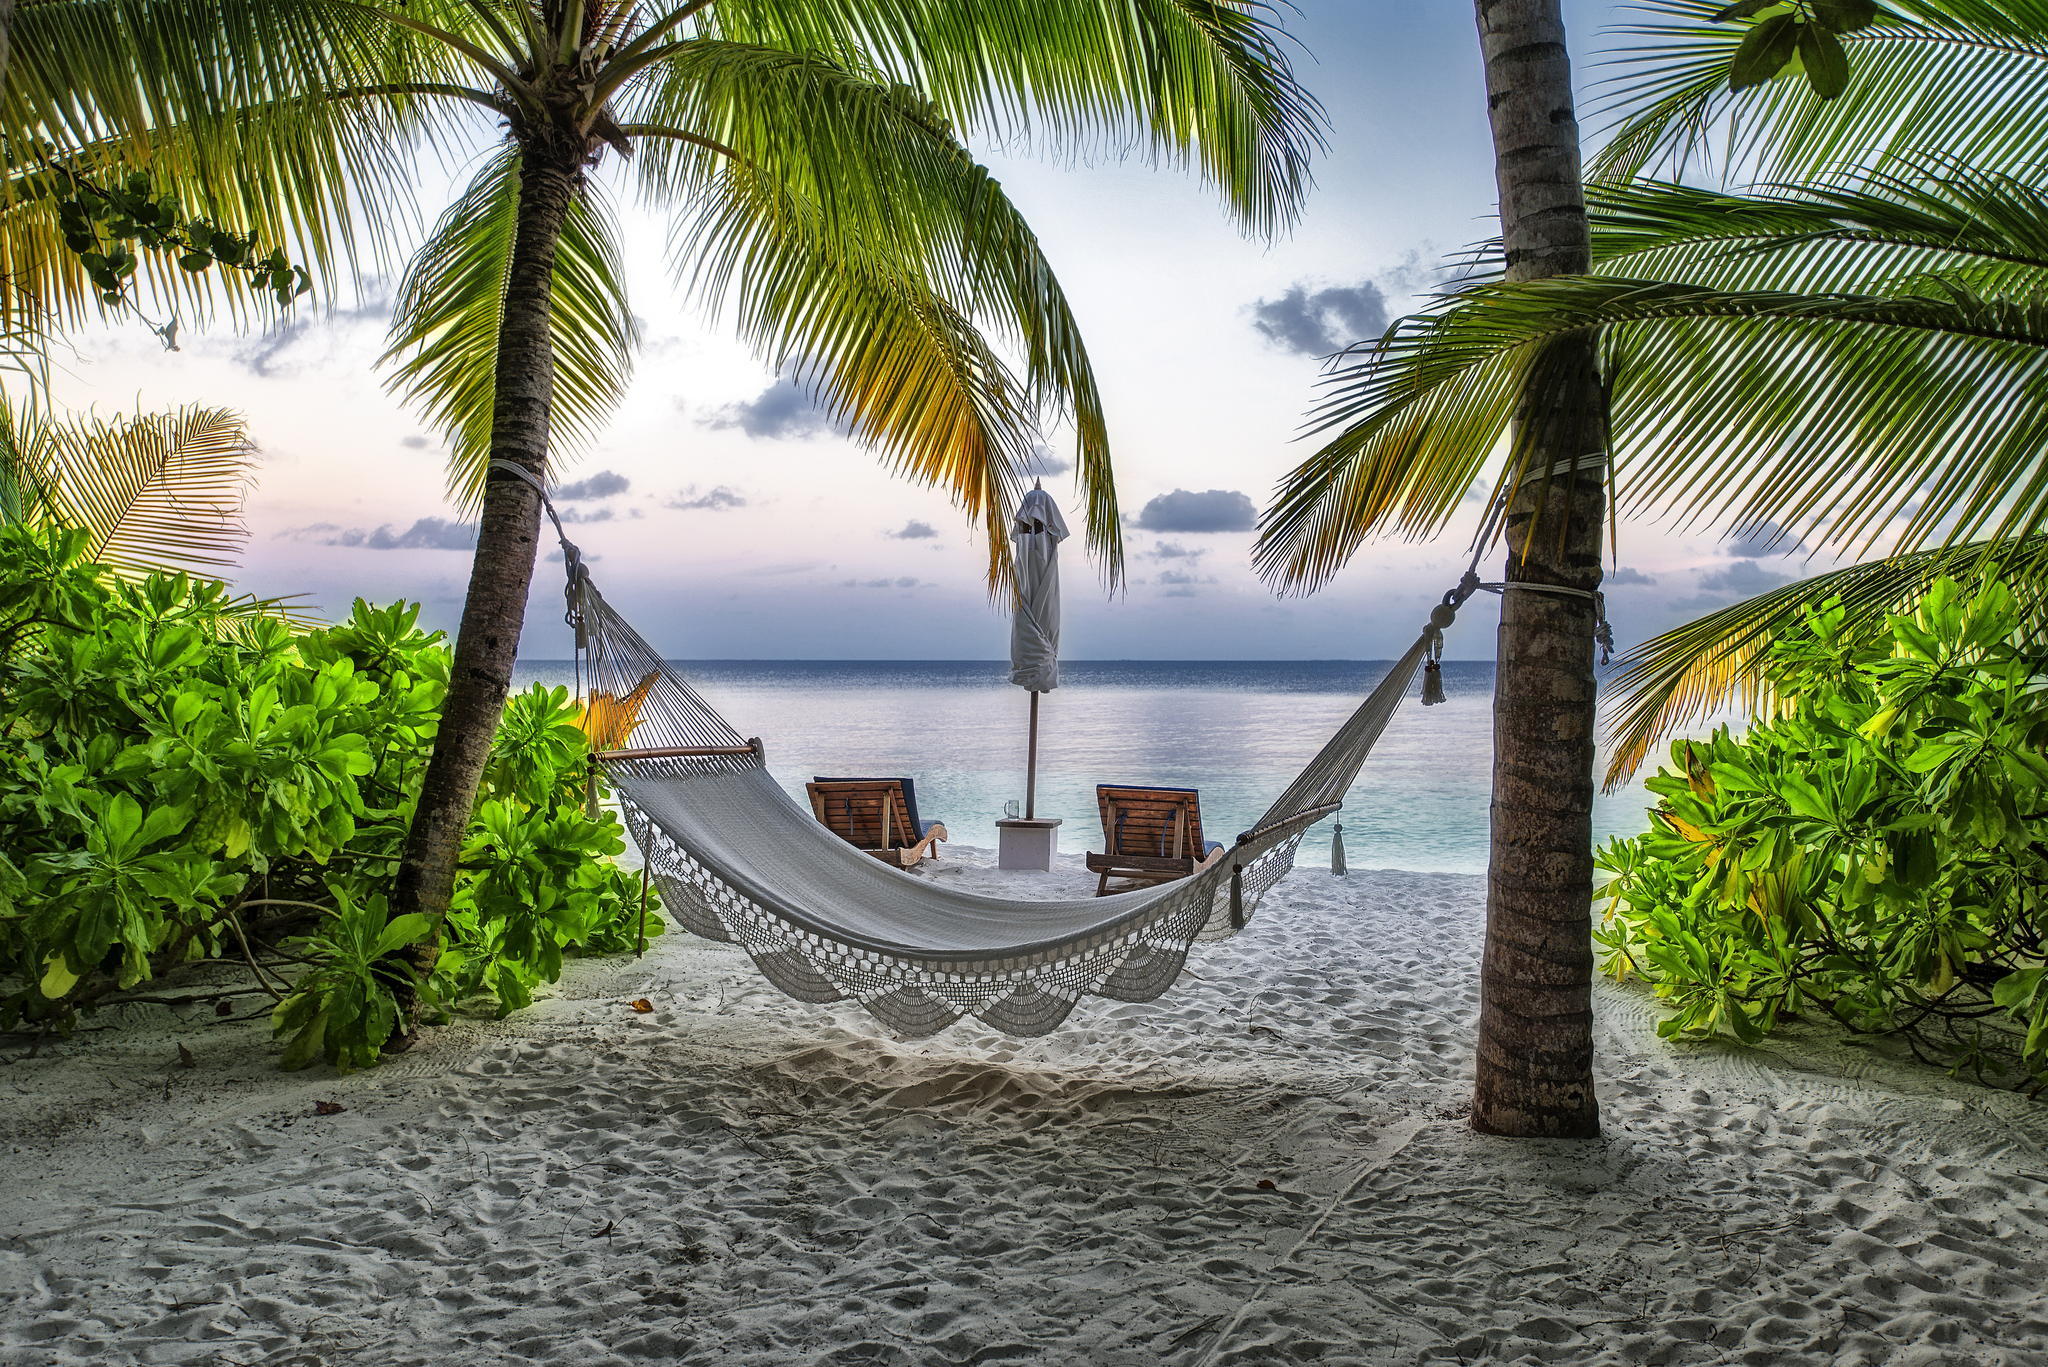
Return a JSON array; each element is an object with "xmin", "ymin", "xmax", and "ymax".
[
  {"xmin": 1447, "ymin": 0, "xmax": 1609, "ymax": 1139},
  {"xmin": 1258, "ymin": 1, "xmax": 2048, "ymax": 800},
  {"xmin": 6, "ymin": 0, "xmax": 1322, "ymax": 927}
]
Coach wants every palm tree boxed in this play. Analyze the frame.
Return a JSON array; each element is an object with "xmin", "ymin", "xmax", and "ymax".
[
  {"xmin": 6, "ymin": 1, "xmax": 1322, "ymax": 930},
  {"xmin": 1260, "ymin": 1, "xmax": 2048, "ymax": 789},
  {"xmin": 1471, "ymin": 0, "xmax": 1607, "ymax": 1139}
]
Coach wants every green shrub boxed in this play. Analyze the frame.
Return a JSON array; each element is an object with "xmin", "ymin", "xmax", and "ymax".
[
  {"xmin": 1597, "ymin": 578, "xmax": 2048, "ymax": 1089},
  {"xmin": 0, "ymin": 524, "xmax": 660, "ymax": 1070}
]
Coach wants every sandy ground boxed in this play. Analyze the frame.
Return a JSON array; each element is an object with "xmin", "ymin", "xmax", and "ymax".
[{"xmin": 3, "ymin": 851, "xmax": 2046, "ymax": 1366}]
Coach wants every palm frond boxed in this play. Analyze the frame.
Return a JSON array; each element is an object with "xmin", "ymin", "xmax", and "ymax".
[
  {"xmin": 1592, "ymin": 0, "xmax": 2048, "ymax": 183},
  {"xmin": 681, "ymin": 162, "xmax": 1047, "ymax": 591},
  {"xmin": 4, "ymin": 0, "xmax": 499, "ymax": 327},
  {"xmin": 1587, "ymin": 165, "xmax": 2048, "ymax": 296},
  {"xmin": 700, "ymin": 0, "xmax": 1324, "ymax": 235},
  {"xmin": 1255, "ymin": 275, "xmax": 2048, "ymax": 592},
  {"xmin": 1602, "ymin": 534, "xmax": 2048, "ymax": 785},
  {"xmin": 382, "ymin": 147, "xmax": 639, "ymax": 509},
  {"xmin": 630, "ymin": 37, "xmax": 1121, "ymax": 577},
  {"xmin": 35, "ymin": 402, "xmax": 255, "ymax": 575}
]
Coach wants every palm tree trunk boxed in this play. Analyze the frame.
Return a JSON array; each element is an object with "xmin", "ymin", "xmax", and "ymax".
[
  {"xmin": 393, "ymin": 137, "xmax": 584, "ymax": 931},
  {"xmin": 1470, "ymin": 0, "xmax": 1607, "ymax": 1138}
]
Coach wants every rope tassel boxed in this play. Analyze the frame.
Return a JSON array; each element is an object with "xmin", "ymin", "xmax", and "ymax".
[
  {"xmin": 1229, "ymin": 863, "xmax": 1246, "ymax": 929},
  {"xmin": 1420, "ymin": 661, "xmax": 1445, "ymax": 707},
  {"xmin": 1330, "ymin": 822, "xmax": 1347, "ymax": 876}
]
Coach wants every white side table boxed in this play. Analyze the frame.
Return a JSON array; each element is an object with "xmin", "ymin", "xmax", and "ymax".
[{"xmin": 996, "ymin": 817, "xmax": 1062, "ymax": 871}]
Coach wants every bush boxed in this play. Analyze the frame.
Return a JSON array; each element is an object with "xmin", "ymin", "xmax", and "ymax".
[
  {"xmin": 0, "ymin": 525, "xmax": 660, "ymax": 1070},
  {"xmin": 1596, "ymin": 578, "xmax": 2048, "ymax": 1090}
]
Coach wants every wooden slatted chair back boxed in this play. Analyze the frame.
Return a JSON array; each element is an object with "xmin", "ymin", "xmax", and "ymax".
[
  {"xmin": 807, "ymin": 779, "xmax": 918, "ymax": 851},
  {"xmin": 1096, "ymin": 785, "xmax": 1206, "ymax": 862}
]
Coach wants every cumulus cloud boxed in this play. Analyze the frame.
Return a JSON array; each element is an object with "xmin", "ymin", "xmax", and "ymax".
[
  {"xmin": 1250, "ymin": 280, "xmax": 1392, "ymax": 356},
  {"xmin": 1697, "ymin": 560, "xmax": 1791, "ymax": 595},
  {"xmin": 1669, "ymin": 559, "xmax": 1792, "ymax": 613},
  {"xmin": 399, "ymin": 435, "xmax": 432, "ymax": 451},
  {"xmin": 1029, "ymin": 446, "xmax": 1074, "ymax": 478},
  {"xmin": 699, "ymin": 377, "xmax": 843, "ymax": 440},
  {"xmin": 1154, "ymin": 568, "xmax": 1219, "ymax": 599},
  {"xmin": 1144, "ymin": 541, "xmax": 1207, "ymax": 563},
  {"xmin": 280, "ymin": 517, "xmax": 478, "ymax": 551},
  {"xmin": 1604, "ymin": 566, "xmax": 1657, "ymax": 587},
  {"xmin": 559, "ymin": 507, "xmax": 615, "ymax": 524},
  {"xmin": 231, "ymin": 290, "xmax": 392, "ymax": 379},
  {"xmin": 1134, "ymin": 488, "xmax": 1256, "ymax": 534},
  {"xmin": 555, "ymin": 470, "xmax": 630, "ymax": 501},
  {"xmin": 889, "ymin": 520, "xmax": 939, "ymax": 540},
  {"xmin": 668, "ymin": 485, "xmax": 748, "ymax": 512},
  {"xmin": 1724, "ymin": 520, "xmax": 1806, "ymax": 558}
]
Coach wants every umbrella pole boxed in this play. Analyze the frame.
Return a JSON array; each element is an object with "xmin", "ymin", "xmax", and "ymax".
[{"xmin": 1025, "ymin": 690, "xmax": 1040, "ymax": 819}]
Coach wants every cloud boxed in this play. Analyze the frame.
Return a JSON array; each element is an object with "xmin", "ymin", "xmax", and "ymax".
[
  {"xmin": 1155, "ymin": 568, "xmax": 1218, "ymax": 599},
  {"xmin": 559, "ymin": 506, "xmax": 615, "ymax": 524},
  {"xmin": 843, "ymin": 576, "xmax": 925, "ymax": 590},
  {"xmin": 1724, "ymin": 521, "xmax": 1806, "ymax": 558},
  {"xmin": 1697, "ymin": 560, "xmax": 1791, "ymax": 595},
  {"xmin": 1133, "ymin": 488, "xmax": 1256, "ymax": 534},
  {"xmin": 699, "ymin": 377, "xmax": 843, "ymax": 440},
  {"xmin": 1144, "ymin": 541, "xmax": 1207, "ymax": 563},
  {"xmin": 399, "ymin": 435, "xmax": 432, "ymax": 451},
  {"xmin": 1029, "ymin": 446, "xmax": 1074, "ymax": 478},
  {"xmin": 1250, "ymin": 280, "xmax": 1392, "ymax": 356},
  {"xmin": 1603, "ymin": 566, "xmax": 1657, "ymax": 587},
  {"xmin": 555, "ymin": 470, "xmax": 630, "ymax": 501},
  {"xmin": 1669, "ymin": 558, "xmax": 1792, "ymax": 613},
  {"xmin": 281, "ymin": 517, "xmax": 478, "ymax": 550},
  {"xmin": 668, "ymin": 485, "xmax": 749, "ymax": 512},
  {"xmin": 889, "ymin": 520, "xmax": 939, "ymax": 540},
  {"xmin": 230, "ymin": 289, "xmax": 392, "ymax": 379}
]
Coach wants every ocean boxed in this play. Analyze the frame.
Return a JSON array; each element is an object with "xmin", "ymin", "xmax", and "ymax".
[{"xmin": 511, "ymin": 658, "xmax": 1666, "ymax": 875}]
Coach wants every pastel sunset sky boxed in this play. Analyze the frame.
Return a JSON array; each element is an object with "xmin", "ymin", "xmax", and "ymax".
[{"xmin": 46, "ymin": 1, "xmax": 1828, "ymax": 659}]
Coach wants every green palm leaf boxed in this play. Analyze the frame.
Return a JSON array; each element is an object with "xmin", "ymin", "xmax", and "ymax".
[
  {"xmin": 382, "ymin": 148, "xmax": 640, "ymax": 509},
  {"xmin": 700, "ymin": 0, "xmax": 1323, "ymax": 235},
  {"xmin": 1593, "ymin": 0, "xmax": 2048, "ymax": 183},
  {"xmin": 1256, "ymin": 274, "xmax": 2048, "ymax": 595}
]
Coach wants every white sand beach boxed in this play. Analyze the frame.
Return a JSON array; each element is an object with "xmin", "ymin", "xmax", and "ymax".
[{"xmin": 4, "ymin": 854, "xmax": 2046, "ymax": 1366}]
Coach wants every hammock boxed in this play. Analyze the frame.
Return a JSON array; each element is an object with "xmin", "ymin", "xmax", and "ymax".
[{"xmin": 517, "ymin": 467, "xmax": 1480, "ymax": 1037}]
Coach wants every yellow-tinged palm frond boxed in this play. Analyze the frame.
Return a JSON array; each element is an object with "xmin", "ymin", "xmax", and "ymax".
[
  {"xmin": 575, "ymin": 669, "xmax": 658, "ymax": 750},
  {"xmin": 382, "ymin": 148, "xmax": 640, "ymax": 510},
  {"xmin": 1591, "ymin": 0, "xmax": 2048, "ymax": 184},
  {"xmin": 682, "ymin": 162, "xmax": 1046, "ymax": 592},
  {"xmin": 1601, "ymin": 535, "xmax": 2048, "ymax": 787},
  {"xmin": 5, "ymin": 397, "xmax": 255, "ymax": 576},
  {"xmin": 632, "ymin": 38, "xmax": 1121, "ymax": 579}
]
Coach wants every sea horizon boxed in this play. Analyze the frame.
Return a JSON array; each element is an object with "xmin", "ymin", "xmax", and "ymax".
[{"xmin": 513, "ymin": 657, "xmax": 1661, "ymax": 875}]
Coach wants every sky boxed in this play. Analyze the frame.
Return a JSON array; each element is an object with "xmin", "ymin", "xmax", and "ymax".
[{"xmin": 41, "ymin": 1, "xmax": 1835, "ymax": 661}]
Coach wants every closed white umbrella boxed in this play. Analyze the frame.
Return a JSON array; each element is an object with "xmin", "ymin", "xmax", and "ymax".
[{"xmin": 1008, "ymin": 484, "xmax": 1067, "ymax": 818}]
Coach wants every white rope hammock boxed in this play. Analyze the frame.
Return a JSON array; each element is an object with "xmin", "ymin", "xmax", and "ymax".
[{"xmin": 499, "ymin": 464, "xmax": 1601, "ymax": 1037}]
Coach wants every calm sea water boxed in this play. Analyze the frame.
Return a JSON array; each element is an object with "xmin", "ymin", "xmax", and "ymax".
[{"xmin": 511, "ymin": 659, "xmax": 1664, "ymax": 875}]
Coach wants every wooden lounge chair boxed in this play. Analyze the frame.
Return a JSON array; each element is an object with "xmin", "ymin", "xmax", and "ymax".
[
  {"xmin": 1086, "ymin": 784, "xmax": 1225, "ymax": 896},
  {"xmin": 806, "ymin": 777, "xmax": 949, "ymax": 868}
]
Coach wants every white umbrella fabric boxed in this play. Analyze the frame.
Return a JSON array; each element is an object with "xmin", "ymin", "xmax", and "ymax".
[{"xmin": 1007, "ymin": 485, "xmax": 1067, "ymax": 816}]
